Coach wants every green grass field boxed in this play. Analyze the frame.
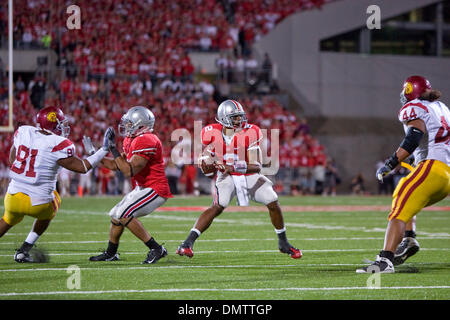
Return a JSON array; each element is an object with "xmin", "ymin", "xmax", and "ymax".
[{"xmin": 0, "ymin": 195, "xmax": 449, "ymax": 301}]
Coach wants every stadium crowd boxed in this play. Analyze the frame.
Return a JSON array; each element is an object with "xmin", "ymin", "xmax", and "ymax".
[{"xmin": 0, "ymin": 0, "xmax": 338, "ymax": 197}]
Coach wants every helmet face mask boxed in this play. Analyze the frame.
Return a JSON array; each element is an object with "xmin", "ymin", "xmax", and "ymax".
[
  {"xmin": 36, "ymin": 106, "xmax": 70, "ymax": 137},
  {"xmin": 216, "ymin": 99, "xmax": 247, "ymax": 129},
  {"xmin": 118, "ymin": 106, "xmax": 155, "ymax": 137},
  {"xmin": 55, "ymin": 118, "xmax": 70, "ymax": 137},
  {"xmin": 229, "ymin": 113, "xmax": 247, "ymax": 129}
]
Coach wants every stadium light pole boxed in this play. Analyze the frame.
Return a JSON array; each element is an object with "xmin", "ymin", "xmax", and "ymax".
[
  {"xmin": 0, "ymin": 0, "xmax": 14, "ymax": 132},
  {"xmin": 9, "ymin": 0, "xmax": 13, "ymax": 128}
]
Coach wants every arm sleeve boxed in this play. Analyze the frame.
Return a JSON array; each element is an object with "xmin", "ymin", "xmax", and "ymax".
[
  {"xmin": 130, "ymin": 136, "xmax": 158, "ymax": 161},
  {"xmin": 398, "ymin": 103, "xmax": 428, "ymax": 124},
  {"xmin": 51, "ymin": 139, "xmax": 75, "ymax": 159}
]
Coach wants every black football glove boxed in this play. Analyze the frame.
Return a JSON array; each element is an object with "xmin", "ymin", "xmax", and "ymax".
[{"xmin": 376, "ymin": 152, "xmax": 399, "ymax": 182}]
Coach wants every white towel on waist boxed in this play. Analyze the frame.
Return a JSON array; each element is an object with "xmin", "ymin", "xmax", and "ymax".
[{"xmin": 231, "ymin": 174, "xmax": 249, "ymax": 206}]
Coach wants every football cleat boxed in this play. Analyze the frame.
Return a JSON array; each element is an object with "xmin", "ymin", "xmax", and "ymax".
[
  {"xmin": 279, "ymin": 243, "xmax": 302, "ymax": 259},
  {"xmin": 393, "ymin": 237, "xmax": 420, "ymax": 266},
  {"xmin": 176, "ymin": 244, "xmax": 194, "ymax": 258},
  {"xmin": 14, "ymin": 248, "xmax": 33, "ymax": 263},
  {"xmin": 89, "ymin": 251, "xmax": 120, "ymax": 262},
  {"xmin": 142, "ymin": 246, "xmax": 167, "ymax": 264},
  {"xmin": 356, "ymin": 255, "xmax": 395, "ymax": 273},
  {"xmin": 14, "ymin": 247, "xmax": 49, "ymax": 263}
]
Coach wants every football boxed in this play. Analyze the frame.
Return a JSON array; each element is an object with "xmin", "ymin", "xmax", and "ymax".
[{"xmin": 198, "ymin": 146, "xmax": 217, "ymax": 177}]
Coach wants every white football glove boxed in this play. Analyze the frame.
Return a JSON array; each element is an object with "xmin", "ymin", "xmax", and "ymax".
[{"xmin": 82, "ymin": 135, "xmax": 96, "ymax": 156}]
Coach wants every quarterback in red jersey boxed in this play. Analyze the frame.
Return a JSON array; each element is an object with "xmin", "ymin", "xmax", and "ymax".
[
  {"xmin": 89, "ymin": 106, "xmax": 172, "ymax": 264},
  {"xmin": 176, "ymin": 99, "xmax": 302, "ymax": 259}
]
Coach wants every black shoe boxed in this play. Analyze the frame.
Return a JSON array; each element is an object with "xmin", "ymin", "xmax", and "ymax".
[
  {"xmin": 142, "ymin": 246, "xmax": 167, "ymax": 264},
  {"xmin": 278, "ymin": 241, "xmax": 302, "ymax": 259},
  {"xmin": 393, "ymin": 237, "xmax": 420, "ymax": 266},
  {"xmin": 89, "ymin": 251, "xmax": 119, "ymax": 261},
  {"xmin": 14, "ymin": 248, "xmax": 33, "ymax": 263},
  {"xmin": 356, "ymin": 255, "xmax": 395, "ymax": 273},
  {"xmin": 14, "ymin": 247, "xmax": 49, "ymax": 263}
]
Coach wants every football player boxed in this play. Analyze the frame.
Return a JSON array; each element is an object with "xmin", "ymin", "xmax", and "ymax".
[
  {"xmin": 357, "ymin": 75, "xmax": 450, "ymax": 273},
  {"xmin": 0, "ymin": 106, "xmax": 110, "ymax": 262},
  {"xmin": 176, "ymin": 99, "xmax": 302, "ymax": 259},
  {"xmin": 88, "ymin": 106, "xmax": 172, "ymax": 264}
]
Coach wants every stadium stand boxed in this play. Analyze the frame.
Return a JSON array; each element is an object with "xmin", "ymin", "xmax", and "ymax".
[{"xmin": 0, "ymin": 0, "xmax": 336, "ymax": 196}]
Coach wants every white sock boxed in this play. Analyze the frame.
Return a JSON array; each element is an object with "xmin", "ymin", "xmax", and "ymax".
[
  {"xmin": 275, "ymin": 227, "xmax": 286, "ymax": 234},
  {"xmin": 25, "ymin": 231, "xmax": 40, "ymax": 245},
  {"xmin": 191, "ymin": 228, "xmax": 201, "ymax": 236}
]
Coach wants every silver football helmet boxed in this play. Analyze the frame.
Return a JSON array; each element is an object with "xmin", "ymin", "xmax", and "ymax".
[
  {"xmin": 215, "ymin": 99, "xmax": 247, "ymax": 129},
  {"xmin": 118, "ymin": 106, "xmax": 155, "ymax": 137}
]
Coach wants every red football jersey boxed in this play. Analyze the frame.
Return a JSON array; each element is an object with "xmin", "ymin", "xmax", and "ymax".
[
  {"xmin": 123, "ymin": 132, "xmax": 172, "ymax": 198},
  {"xmin": 201, "ymin": 123, "xmax": 263, "ymax": 176}
]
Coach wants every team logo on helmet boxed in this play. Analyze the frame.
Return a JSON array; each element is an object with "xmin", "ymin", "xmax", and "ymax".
[
  {"xmin": 47, "ymin": 112, "xmax": 57, "ymax": 122},
  {"xmin": 404, "ymin": 82, "xmax": 413, "ymax": 95}
]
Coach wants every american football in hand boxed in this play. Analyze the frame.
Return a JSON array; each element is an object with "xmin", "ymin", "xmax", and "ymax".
[{"xmin": 198, "ymin": 146, "xmax": 217, "ymax": 178}]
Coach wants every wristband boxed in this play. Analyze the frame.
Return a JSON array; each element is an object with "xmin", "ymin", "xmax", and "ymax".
[
  {"xmin": 86, "ymin": 148, "xmax": 108, "ymax": 168},
  {"xmin": 385, "ymin": 152, "xmax": 400, "ymax": 170},
  {"xmin": 233, "ymin": 160, "xmax": 247, "ymax": 174},
  {"xmin": 110, "ymin": 146, "xmax": 121, "ymax": 159}
]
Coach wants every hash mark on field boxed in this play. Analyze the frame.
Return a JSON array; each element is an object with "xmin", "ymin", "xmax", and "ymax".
[{"xmin": 0, "ymin": 286, "xmax": 449, "ymax": 297}]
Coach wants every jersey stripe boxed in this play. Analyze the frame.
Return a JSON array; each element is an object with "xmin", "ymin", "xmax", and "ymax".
[
  {"xmin": 132, "ymin": 148, "xmax": 157, "ymax": 153},
  {"xmin": 51, "ymin": 139, "xmax": 73, "ymax": 152},
  {"xmin": 398, "ymin": 102, "xmax": 429, "ymax": 118}
]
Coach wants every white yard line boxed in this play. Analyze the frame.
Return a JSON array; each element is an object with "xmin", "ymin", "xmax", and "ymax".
[
  {"xmin": 1, "ymin": 206, "xmax": 448, "ymax": 237},
  {"xmin": 0, "ymin": 286, "xmax": 449, "ymax": 297}
]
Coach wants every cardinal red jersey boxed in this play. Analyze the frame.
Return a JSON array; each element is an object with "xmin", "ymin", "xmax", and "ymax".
[
  {"xmin": 123, "ymin": 132, "xmax": 172, "ymax": 198},
  {"xmin": 201, "ymin": 123, "xmax": 263, "ymax": 176}
]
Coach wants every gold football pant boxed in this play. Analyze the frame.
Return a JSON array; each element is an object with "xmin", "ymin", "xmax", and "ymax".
[
  {"xmin": 388, "ymin": 159, "xmax": 450, "ymax": 223},
  {"xmin": 2, "ymin": 191, "xmax": 61, "ymax": 226}
]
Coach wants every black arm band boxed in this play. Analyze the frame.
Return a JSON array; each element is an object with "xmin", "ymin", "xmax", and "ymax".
[
  {"xmin": 399, "ymin": 127, "xmax": 424, "ymax": 154},
  {"xmin": 110, "ymin": 146, "xmax": 121, "ymax": 159},
  {"xmin": 385, "ymin": 152, "xmax": 400, "ymax": 170}
]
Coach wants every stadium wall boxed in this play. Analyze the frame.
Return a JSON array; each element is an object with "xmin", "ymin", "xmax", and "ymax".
[
  {"xmin": 253, "ymin": 0, "xmax": 449, "ymax": 193},
  {"xmin": 0, "ymin": 49, "xmax": 56, "ymax": 72}
]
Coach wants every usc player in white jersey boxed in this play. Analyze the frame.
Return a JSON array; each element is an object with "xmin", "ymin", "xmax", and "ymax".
[
  {"xmin": 176, "ymin": 99, "xmax": 302, "ymax": 259},
  {"xmin": 357, "ymin": 75, "xmax": 450, "ymax": 273},
  {"xmin": 0, "ymin": 106, "xmax": 110, "ymax": 263}
]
